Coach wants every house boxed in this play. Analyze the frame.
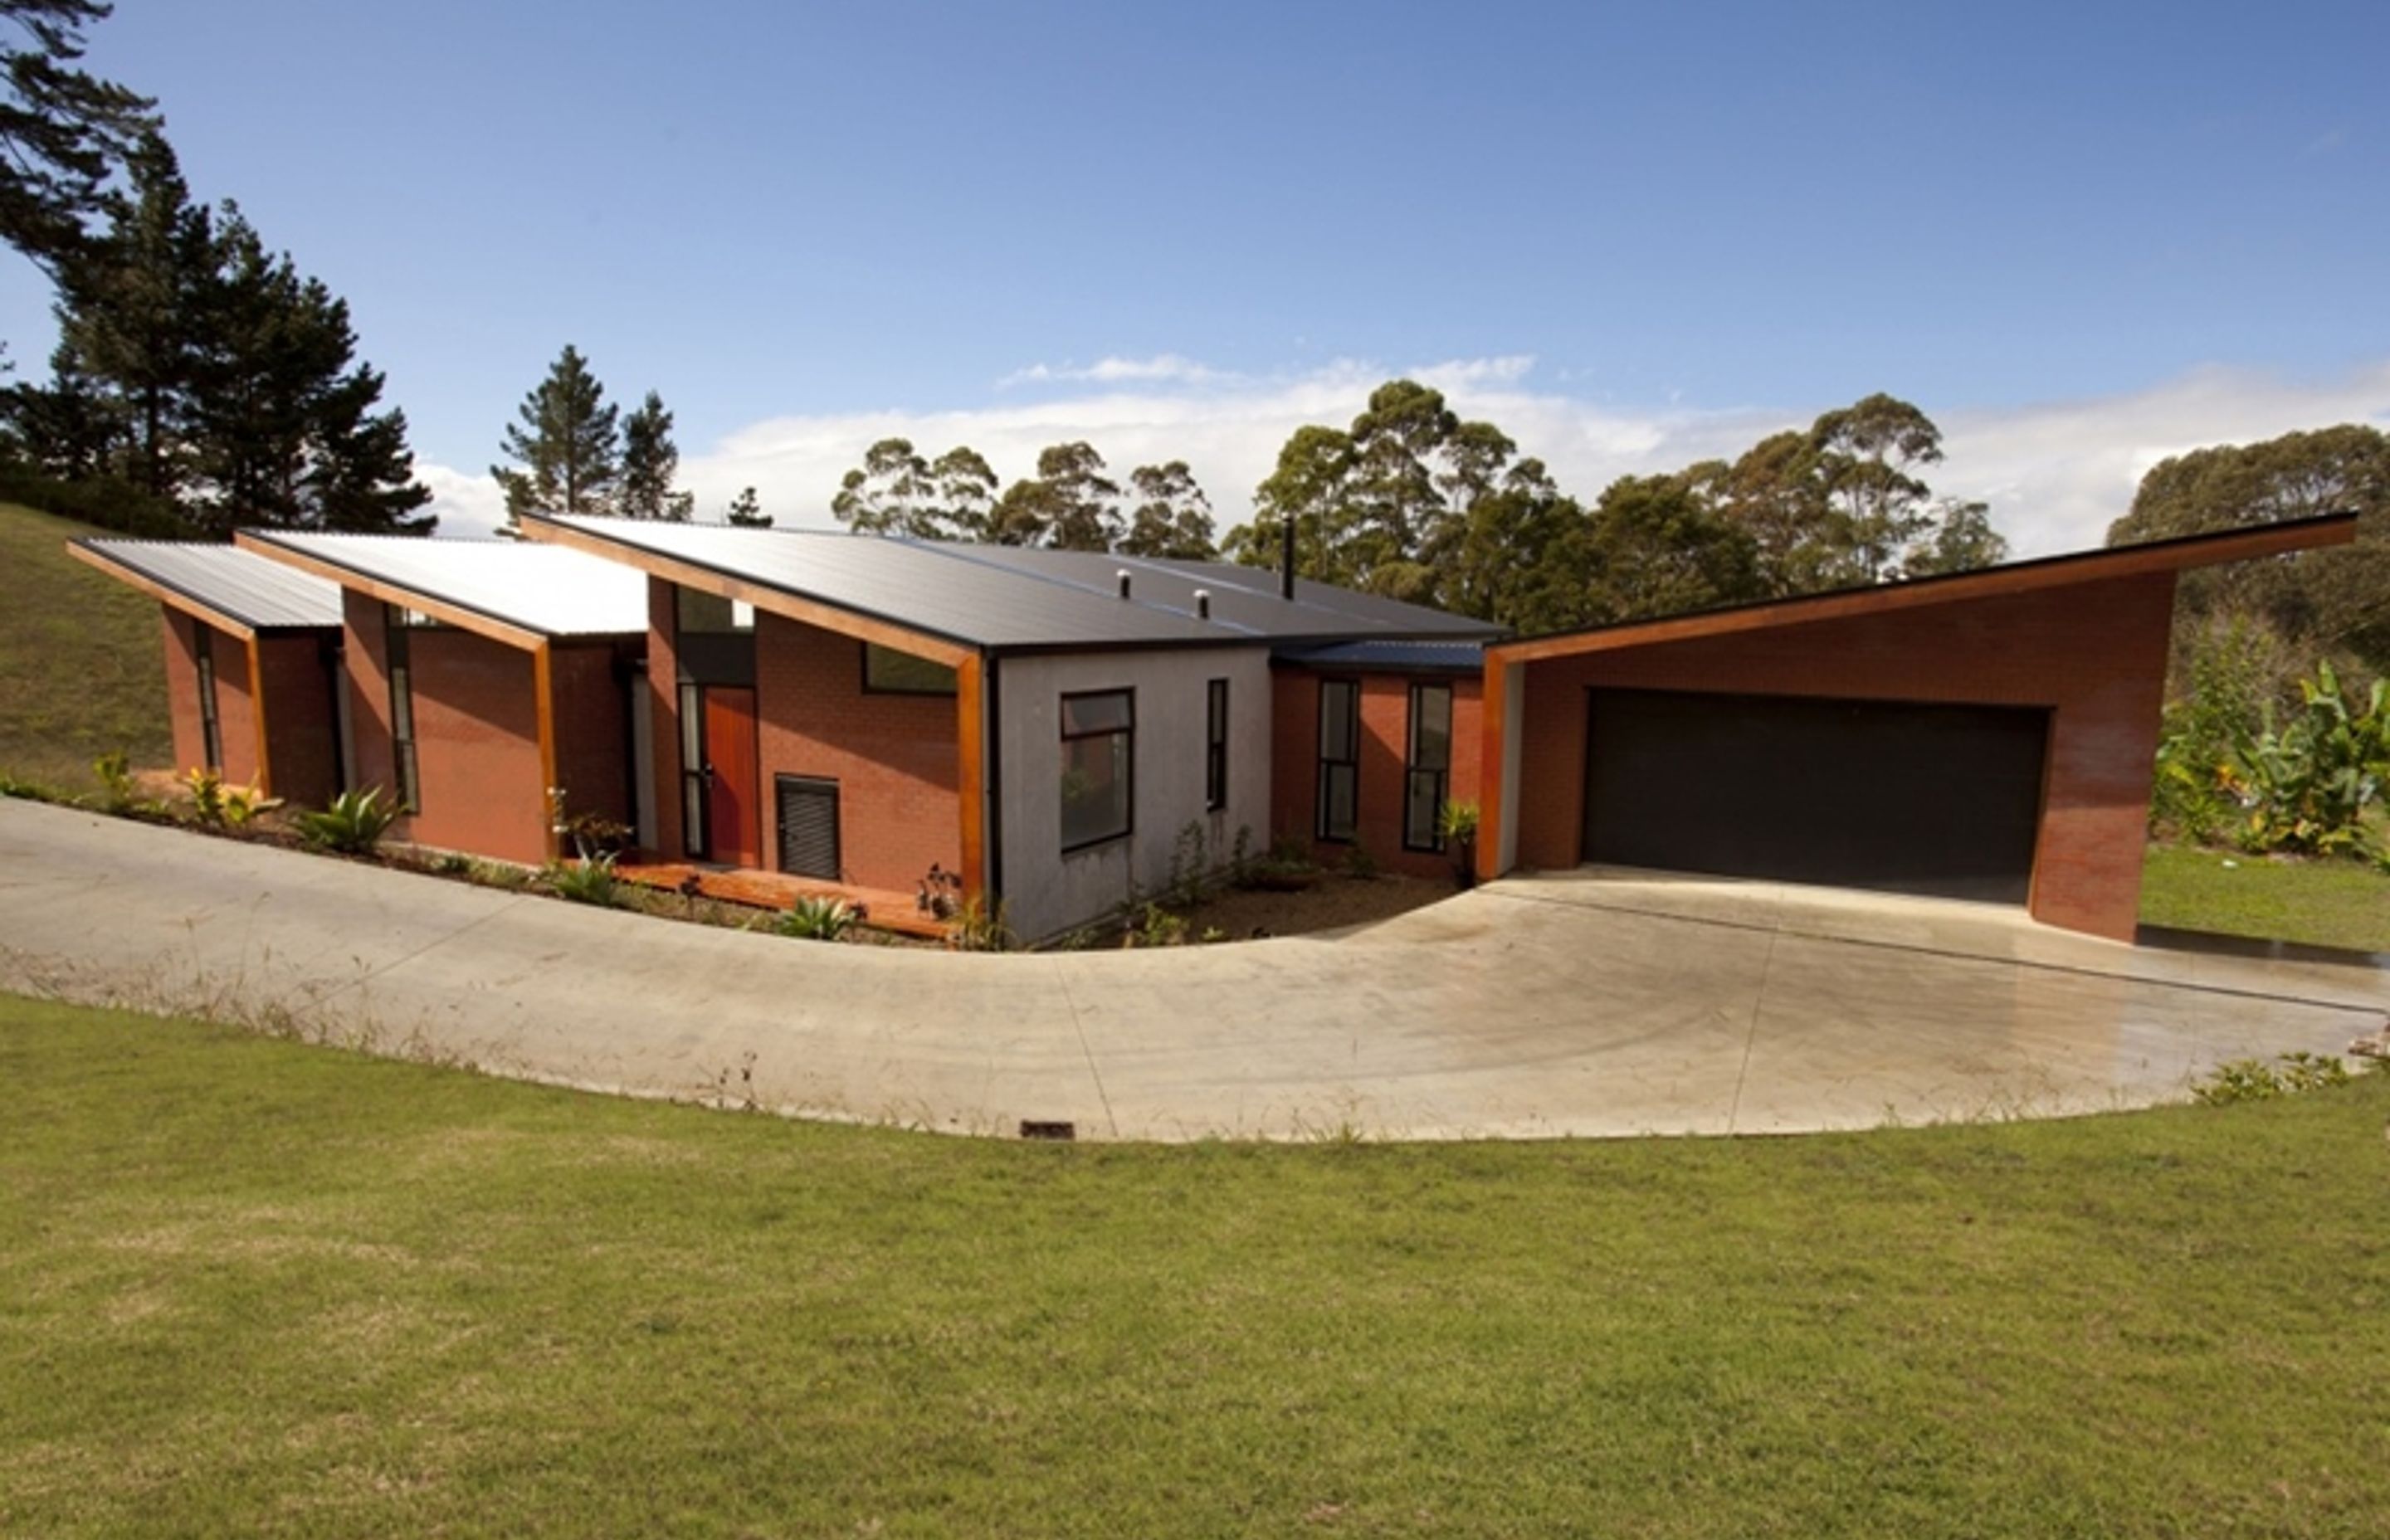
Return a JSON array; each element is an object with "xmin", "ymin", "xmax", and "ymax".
[
  {"xmin": 235, "ymin": 532, "xmax": 651, "ymax": 866},
  {"xmin": 515, "ymin": 514, "xmax": 1500, "ymax": 939},
  {"xmin": 69, "ymin": 539, "xmax": 347, "ymax": 806},
  {"xmin": 1472, "ymin": 510, "xmax": 2359, "ymax": 942}
]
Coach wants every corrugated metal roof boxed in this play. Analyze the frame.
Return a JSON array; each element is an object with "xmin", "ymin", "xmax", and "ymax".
[
  {"xmin": 246, "ymin": 533, "xmax": 647, "ymax": 637},
  {"xmin": 541, "ymin": 516, "xmax": 1504, "ymax": 652},
  {"xmin": 1274, "ymin": 639, "xmax": 1487, "ymax": 672},
  {"xmin": 77, "ymin": 539, "xmax": 344, "ymax": 630}
]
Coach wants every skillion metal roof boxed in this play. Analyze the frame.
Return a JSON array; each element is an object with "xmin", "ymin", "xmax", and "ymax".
[
  {"xmin": 536, "ymin": 515, "xmax": 1503, "ymax": 652},
  {"xmin": 75, "ymin": 539, "xmax": 344, "ymax": 631},
  {"xmin": 243, "ymin": 532, "xmax": 648, "ymax": 638},
  {"xmin": 1274, "ymin": 639, "xmax": 1487, "ymax": 673}
]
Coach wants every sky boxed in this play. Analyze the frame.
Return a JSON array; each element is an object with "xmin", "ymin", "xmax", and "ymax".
[{"xmin": 2, "ymin": 0, "xmax": 2384, "ymax": 552}]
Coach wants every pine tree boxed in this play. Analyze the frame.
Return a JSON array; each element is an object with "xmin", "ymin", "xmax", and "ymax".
[
  {"xmin": 617, "ymin": 389, "xmax": 690, "ymax": 520},
  {"xmin": 491, "ymin": 344, "xmax": 617, "ymax": 528},
  {"xmin": 0, "ymin": 0, "xmax": 157, "ymax": 270},
  {"xmin": 724, "ymin": 485, "xmax": 771, "ymax": 528}
]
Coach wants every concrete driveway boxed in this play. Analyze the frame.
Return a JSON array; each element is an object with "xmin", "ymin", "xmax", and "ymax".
[{"xmin": 1, "ymin": 798, "xmax": 2381, "ymax": 1140}]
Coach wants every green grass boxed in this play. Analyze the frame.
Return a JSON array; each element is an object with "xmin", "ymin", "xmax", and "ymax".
[
  {"xmin": 0, "ymin": 501, "xmax": 171, "ymax": 788},
  {"xmin": 2142, "ymin": 841, "xmax": 2390, "ymax": 953},
  {"xmin": 2, "ymin": 996, "xmax": 2387, "ymax": 1537}
]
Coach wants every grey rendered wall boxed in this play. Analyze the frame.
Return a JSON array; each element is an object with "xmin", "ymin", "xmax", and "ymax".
[{"xmin": 994, "ymin": 646, "xmax": 1273, "ymax": 942}]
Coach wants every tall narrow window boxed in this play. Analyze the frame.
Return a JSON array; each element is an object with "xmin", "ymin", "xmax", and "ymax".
[
  {"xmin": 1315, "ymin": 679, "xmax": 1359, "ymax": 842},
  {"xmin": 193, "ymin": 626, "xmax": 223, "ymax": 773},
  {"xmin": 1061, "ymin": 689, "xmax": 1134, "ymax": 852},
  {"xmin": 1204, "ymin": 678, "xmax": 1229, "ymax": 811},
  {"xmin": 679, "ymin": 682, "xmax": 709, "ymax": 858},
  {"xmin": 383, "ymin": 608, "xmax": 420, "ymax": 811},
  {"xmin": 1404, "ymin": 682, "xmax": 1453, "ymax": 853}
]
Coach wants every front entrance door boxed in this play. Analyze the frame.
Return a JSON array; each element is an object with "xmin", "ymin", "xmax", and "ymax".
[{"xmin": 703, "ymin": 686, "xmax": 760, "ymax": 866}]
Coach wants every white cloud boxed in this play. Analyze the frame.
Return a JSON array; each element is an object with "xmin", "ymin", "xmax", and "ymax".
[
  {"xmin": 999, "ymin": 353, "xmax": 1230, "ymax": 387},
  {"xmin": 420, "ymin": 355, "xmax": 2390, "ymax": 554}
]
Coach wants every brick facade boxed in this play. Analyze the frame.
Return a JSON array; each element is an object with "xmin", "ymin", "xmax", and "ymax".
[
  {"xmin": 160, "ymin": 611, "xmax": 339, "ymax": 805},
  {"xmin": 549, "ymin": 641, "xmax": 636, "ymax": 832},
  {"xmin": 1505, "ymin": 573, "xmax": 2178, "ymax": 940},
  {"xmin": 752, "ymin": 612, "xmax": 960, "ymax": 894},
  {"xmin": 1271, "ymin": 667, "xmax": 1483, "ymax": 880},
  {"xmin": 162, "ymin": 610, "xmax": 258, "ymax": 784}
]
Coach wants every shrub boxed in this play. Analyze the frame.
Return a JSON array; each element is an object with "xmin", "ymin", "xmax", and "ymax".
[
  {"xmin": 1342, "ymin": 841, "xmax": 1379, "ymax": 880},
  {"xmin": 296, "ymin": 787, "xmax": 398, "ymax": 855},
  {"xmin": 1124, "ymin": 901, "xmax": 1189, "ymax": 948},
  {"xmin": 182, "ymin": 767, "xmax": 227, "ymax": 824},
  {"xmin": 1166, "ymin": 820, "xmax": 1210, "ymax": 908},
  {"xmin": 544, "ymin": 853, "xmax": 622, "ymax": 907},
  {"xmin": 2223, "ymin": 660, "xmax": 2390, "ymax": 859},
  {"xmin": 2191, "ymin": 1051, "xmax": 2355, "ymax": 1105},
  {"xmin": 91, "ymin": 750, "xmax": 137, "ymax": 813},
  {"xmin": 949, "ymin": 897, "xmax": 1012, "ymax": 953},
  {"xmin": 777, "ymin": 894, "xmax": 859, "ymax": 941}
]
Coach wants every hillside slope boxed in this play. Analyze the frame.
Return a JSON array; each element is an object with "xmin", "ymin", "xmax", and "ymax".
[{"xmin": 0, "ymin": 502, "xmax": 172, "ymax": 787}]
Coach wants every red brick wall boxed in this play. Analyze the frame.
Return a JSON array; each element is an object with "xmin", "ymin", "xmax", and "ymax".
[
  {"xmin": 343, "ymin": 592, "xmax": 547, "ymax": 865},
  {"xmin": 1270, "ymin": 668, "xmax": 1483, "ymax": 880},
  {"xmin": 254, "ymin": 632, "xmax": 340, "ymax": 807},
  {"xmin": 754, "ymin": 612, "xmax": 959, "ymax": 892},
  {"xmin": 549, "ymin": 640, "xmax": 635, "ymax": 830},
  {"xmin": 159, "ymin": 610, "xmax": 260, "ymax": 785},
  {"xmin": 1507, "ymin": 573, "xmax": 2178, "ymax": 940}
]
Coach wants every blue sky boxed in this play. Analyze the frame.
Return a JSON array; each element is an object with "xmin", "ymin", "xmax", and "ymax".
[{"xmin": 2, "ymin": 0, "xmax": 2384, "ymax": 547}]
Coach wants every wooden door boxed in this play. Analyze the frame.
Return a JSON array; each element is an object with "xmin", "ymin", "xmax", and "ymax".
[{"xmin": 703, "ymin": 686, "xmax": 760, "ymax": 866}]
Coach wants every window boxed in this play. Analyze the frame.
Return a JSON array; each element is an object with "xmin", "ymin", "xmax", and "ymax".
[
  {"xmin": 1060, "ymin": 689, "xmax": 1133, "ymax": 852},
  {"xmin": 863, "ymin": 642, "xmax": 958, "ymax": 696},
  {"xmin": 676, "ymin": 587, "xmax": 754, "ymax": 635},
  {"xmin": 1204, "ymin": 678, "xmax": 1230, "ymax": 811},
  {"xmin": 193, "ymin": 626, "xmax": 223, "ymax": 773},
  {"xmin": 1315, "ymin": 679, "xmax": 1359, "ymax": 841},
  {"xmin": 679, "ymin": 682, "xmax": 709, "ymax": 857},
  {"xmin": 384, "ymin": 612, "xmax": 420, "ymax": 811},
  {"xmin": 1403, "ymin": 683, "xmax": 1453, "ymax": 853}
]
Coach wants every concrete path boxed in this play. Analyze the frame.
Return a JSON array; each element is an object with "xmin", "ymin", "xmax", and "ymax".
[{"xmin": 2, "ymin": 798, "xmax": 2382, "ymax": 1141}]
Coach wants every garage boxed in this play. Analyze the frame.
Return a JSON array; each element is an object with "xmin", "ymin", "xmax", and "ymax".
[{"xmin": 1581, "ymin": 687, "xmax": 2049, "ymax": 904}]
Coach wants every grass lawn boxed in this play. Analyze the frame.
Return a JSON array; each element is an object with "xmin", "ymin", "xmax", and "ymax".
[
  {"xmin": 0, "ymin": 501, "xmax": 171, "ymax": 788},
  {"xmin": 3, "ymin": 996, "xmax": 2387, "ymax": 1537},
  {"xmin": 2142, "ymin": 841, "xmax": 2390, "ymax": 953}
]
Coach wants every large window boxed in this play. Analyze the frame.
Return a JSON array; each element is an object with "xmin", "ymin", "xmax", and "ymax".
[
  {"xmin": 1403, "ymin": 683, "xmax": 1453, "ymax": 853},
  {"xmin": 193, "ymin": 626, "xmax": 223, "ymax": 773},
  {"xmin": 1060, "ymin": 689, "xmax": 1134, "ymax": 852},
  {"xmin": 1315, "ymin": 679, "xmax": 1359, "ymax": 842},
  {"xmin": 863, "ymin": 642, "xmax": 958, "ymax": 696},
  {"xmin": 1204, "ymin": 678, "xmax": 1229, "ymax": 811},
  {"xmin": 383, "ymin": 608, "xmax": 420, "ymax": 811}
]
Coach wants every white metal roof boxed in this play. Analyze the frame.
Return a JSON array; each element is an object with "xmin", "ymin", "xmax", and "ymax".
[
  {"xmin": 245, "ymin": 533, "xmax": 648, "ymax": 638},
  {"xmin": 76, "ymin": 539, "xmax": 344, "ymax": 630}
]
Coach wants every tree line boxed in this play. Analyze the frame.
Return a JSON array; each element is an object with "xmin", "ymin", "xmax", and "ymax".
[
  {"xmin": 0, "ymin": 2, "xmax": 432, "ymax": 537},
  {"xmin": 818, "ymin": 381, "xmax": 2006, "ymax": 631}
]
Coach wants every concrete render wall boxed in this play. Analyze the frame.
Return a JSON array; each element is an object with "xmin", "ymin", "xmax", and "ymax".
[
  {"xmin": 1507, "ymin": 572, "xmax": 2179, "ymax": 941},
  {"xmin": 753, "ymin": 612, "xmax": 961, "ymax": 894},
  {"xmin": 996, "ymin": 646, "xmax": 1272, "ymax": 943},
  {"xmin": 1270, "ymin": 667, "xmax": 1483, "ymax": 880}
]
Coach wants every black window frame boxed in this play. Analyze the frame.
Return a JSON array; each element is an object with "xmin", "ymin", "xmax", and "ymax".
[
  {"xmin": 679, "ymin": 681, "xmax": 710, "ymax": 860},
  {"xmin": 1059, "ymin": 686, "xmax": 1135, "ymax": 855},
  {"xmin": 861, "ymin": 641, "xmax": 959, "ymax": 697},
  {"xmin": 1314, "ymin": 677, "xmax": 1360, "ymax": 843},
  {"xmin": 1204, "ymin": 677, "xmax": 1230, "ymax": 811},
  {"xmin": 1403, "ymin": 681, "xmax": 1454, "ymax": 854},
  {"xmin": 193, "ymin": 625, "xmax": 223, "ymax": 774},
  {"xmin": 383, "ymin": 607, "xmax": 420, "ymax": 812}
]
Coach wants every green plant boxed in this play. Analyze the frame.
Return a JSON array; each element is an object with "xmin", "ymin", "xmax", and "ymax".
[
  {"xmin": 1230, "ymin": 824, "xmax": 1254, "ymax": 883},
  {"xmin": 2222, "ymin": 661, "xmax": 2390, "ymax": 859},
  {"xmin": 544, "ymin": 853, "xmax": 622, "ymax": 907},
  {"xmin": 0, "ymin": 770, "xmax": 65, "ymax": 802},
  {"xmin": 1342, "ymin": 840, "xmax": 1379, "ymax": 880},
  {"xmin": 949, "ymin": 896, "xmax": 1012, "ymax": 953},
  {"xmin": 2191, "ymin": 1051, "xmax": 2354, "ymax": 1105},
  {"xmin": 1439, "ymin": 799, "xmax": 1481, "ymax": 888},
  {"xmin": 465, "ymin": 857, "xmax": 534, "ymax": 890},
  {"xmin": 92, "ymin": 749, "xmax": 136, "ymax": 812},
  {"xmin": 1165, "ymin": 819, "xmax": 1211, "ymax": 907},
  {"xmin": 777, "ymin": 894, "xmax": 859, "ymax": 941},
  {"xmin": 219, "ymin": 782, "xmax": 274, "ymax": 827},
  {"xmin": 2149, "ymin": 615, "xmax": 2299, "ymax": 844},
  {"xmin": 1124, "ymin": 901, "xmax": 1189, "ymax": 948},
  {"xmin": 296, "ymin": 787, "xmax": 399, "ymax": 855},
  {"xmin": 182, "ymin": 766, "xmax": 227, "ymax": 824}
]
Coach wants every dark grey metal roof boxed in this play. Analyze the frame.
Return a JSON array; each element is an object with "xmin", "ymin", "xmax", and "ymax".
[
  {"xmin": 76, "ymin": 539, "xmax": 344, "ymax": 630},
  {"xmin": 246, "ymin": 532, "xmax": 647, "ymax": 637},
  {"xmin": 1274, "ymin": 639, "xmax": 1487, "ymax": 673},
  {"xmin": 540, "ymin": 515, "xmax": 1502, "ymax": 653}
]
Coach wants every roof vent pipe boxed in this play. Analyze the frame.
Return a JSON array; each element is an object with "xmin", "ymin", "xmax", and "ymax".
[
  {"xmin": 1115, "ymin": 569, "xmax": 1132, "ymax": 599},
  {"xmin": 1280, "ymin": 516, "xmax": 1296, "ymax": 599},
  {"xmin": 1193, "ymin": 588, "xmax": 1212, "ymax": 621}
]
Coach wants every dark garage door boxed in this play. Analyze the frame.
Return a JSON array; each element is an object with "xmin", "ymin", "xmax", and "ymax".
[{"xmin": 1582, "ymin": 689, "xmax": 2048, "ymax": 904}]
